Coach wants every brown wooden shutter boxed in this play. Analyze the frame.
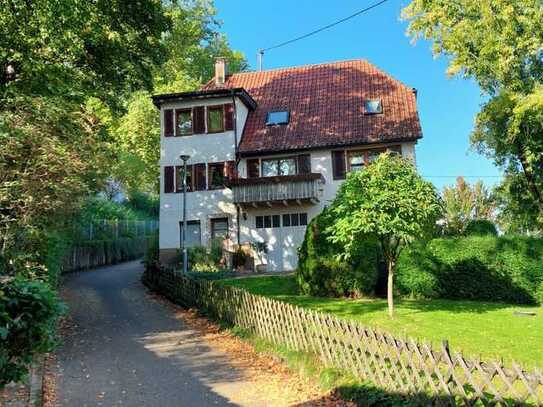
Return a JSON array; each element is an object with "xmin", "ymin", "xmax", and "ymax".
[
  {"xmin": 164, "ymin": 109, "xmax": 174, "ymax": 137},
  {"xmin": 164, "ymin": 166, "xmax": 174, "ymax": 193},
  {"xmin": 247, "ymin": 159, "xmax": 260, "ymax": 178},
  {"xmin": 332, "ymin": 150, "xmax": 346, "ymax": 180},
  {"xmin": 224, "ymin": 103, "xmax": 234, "ymax": 131},
  {"xmin": 225, "ymin": 160, "xmax": 237, "ymax": 180},
  {"xmin": 194, "ymin": 163, "xmax": 206, "ymax": 191},
  {"xmin": 193, "ymin": 106, "xmax": 205, "ymax": 134},
  {"xmin": 297, "ymin": 154, "xmax": 311, "ymax": 174}
]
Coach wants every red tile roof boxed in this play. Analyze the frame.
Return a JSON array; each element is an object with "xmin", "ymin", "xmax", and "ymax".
[{"xmin": 203, "ymin": 59, "xmax": 422, "ymax": 155}]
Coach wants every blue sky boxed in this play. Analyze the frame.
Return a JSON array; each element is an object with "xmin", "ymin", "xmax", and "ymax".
[{"xmin": 213, "ymin": 0, "xmax": 503, "ymax": 190}]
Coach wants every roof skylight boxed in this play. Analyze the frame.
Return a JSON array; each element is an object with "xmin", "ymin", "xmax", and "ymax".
[
  {"xmin": 266, "ymin": 110, "xmax": 290, "ymax": 125},
  {"xmin": 364, "ymin": 99, "xmax": 382, "ymax": 114}
]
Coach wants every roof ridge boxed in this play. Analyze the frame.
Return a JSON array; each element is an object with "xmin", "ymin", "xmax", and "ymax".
[{"xmin": 230, "ymin": 58, "xmax": 370, "ymax": 76}]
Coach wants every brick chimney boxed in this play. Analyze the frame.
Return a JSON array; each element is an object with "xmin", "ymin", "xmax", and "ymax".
[{"xmin": 215, "ymin": 57, "xmax": 227, "ymax": 86}]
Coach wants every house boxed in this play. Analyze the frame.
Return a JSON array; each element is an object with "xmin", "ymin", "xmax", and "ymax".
[{"xmin": 152, "ymin": 59, "xmax": 422, "ymax": 271}]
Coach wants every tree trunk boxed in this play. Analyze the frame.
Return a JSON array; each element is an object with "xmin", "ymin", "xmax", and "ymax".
[{"xmin": 387, "ymin": 259, "xmax": 395, "ymax": 318}]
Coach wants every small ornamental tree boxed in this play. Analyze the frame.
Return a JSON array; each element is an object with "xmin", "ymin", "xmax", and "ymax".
[{"xmin": 327, "ymin": 154, "xmax": 442, "ymax": 317}]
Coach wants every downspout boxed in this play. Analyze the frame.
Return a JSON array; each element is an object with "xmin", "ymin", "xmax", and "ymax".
[{"xmin": 232, "ymin": 91, "xmax": 241, "ymax": 245}]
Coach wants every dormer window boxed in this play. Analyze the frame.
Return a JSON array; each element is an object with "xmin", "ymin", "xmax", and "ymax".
[
  {"xmin": 266, "ymin": 110, "xmax": 289, "ymax": 125},
  {"xmin": 364, "ymin": 99, "xmax": 382, "ymax": 115}
]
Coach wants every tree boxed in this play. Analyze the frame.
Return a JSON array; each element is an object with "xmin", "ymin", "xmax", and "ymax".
[
  {"xmin": 402, "ymin": 0, "xmax": 543, "ymax": 224},
  {"xmin": 327, "ymin": 154, "xmax": 442, "ymax": 317},
  {"xmin": 441, "ymin": 177, "xmax": 495, "ymax": 235}
]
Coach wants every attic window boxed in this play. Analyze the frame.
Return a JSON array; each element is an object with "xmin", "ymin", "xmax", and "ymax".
[
  {"xmin": 266, "ymin": 110, "xmax": 289, "ymax": 125},
  {"xmin": 364, "ymin": 99, "xmax": 382, "ymax": 114}
]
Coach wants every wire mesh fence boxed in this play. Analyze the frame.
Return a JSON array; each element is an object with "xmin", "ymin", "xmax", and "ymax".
[{"xmin": 74, "ymin": 219, "xmax": 158, "ymax": 241}]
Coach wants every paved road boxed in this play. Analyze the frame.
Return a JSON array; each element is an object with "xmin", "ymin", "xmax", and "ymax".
[{"xmin": 57, "ymin": 261, "xmax": 263, "ymax": 407}]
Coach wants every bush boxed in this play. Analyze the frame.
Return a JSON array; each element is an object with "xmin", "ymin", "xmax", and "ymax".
[
  {"xmin": 296, "ymin": 207, "xmax": 379, "ymax": 297},
  {"xmin": 396, "ymin": 236, "xmax": 543, "ymax": 304},
  {"xmin": 186, "ymin": 245, "xmax": 225, "ymax": 273},
  {"xmin": 464, "ymin": 219, "xmax": 498, "ymax": 236},
  {"xmin": 0, "ymin": 277, "xmax": 64, "ymax": 387},
  {"xmin": 143, "ymin": 233, "xmax": 159, "ymax": 271}
]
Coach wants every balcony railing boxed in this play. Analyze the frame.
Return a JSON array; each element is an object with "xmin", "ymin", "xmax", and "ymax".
[{"xmin": 229, "ymin": 173, "xmax": 325, "ymax": 206}]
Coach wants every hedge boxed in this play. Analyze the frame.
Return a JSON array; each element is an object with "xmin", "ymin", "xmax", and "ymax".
[
  {"xmin": 396, "ymin": 235, "xmax": 543, "ymax": 304},
  {"xmin": 296, "ymin": 207, "xmax": 379, "ymax": 297},
  {"xmin": 0, "ymin": 277, "xmax": 63, "ymax": 387}
]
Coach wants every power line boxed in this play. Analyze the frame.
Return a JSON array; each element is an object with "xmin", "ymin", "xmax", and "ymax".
[{"xmin": 260, "ymin": 0, "xmax": 390, "ymax": 53}]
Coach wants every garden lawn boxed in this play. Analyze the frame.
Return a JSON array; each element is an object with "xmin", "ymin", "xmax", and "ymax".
[{"xmin": 219, "ymin": 275, "xmax": 543, "ymax": 368}]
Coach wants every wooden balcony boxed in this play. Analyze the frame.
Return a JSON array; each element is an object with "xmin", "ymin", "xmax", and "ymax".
[{"xmin": 229, "ymin": 174, "xmax": 325, "ymax": 207}]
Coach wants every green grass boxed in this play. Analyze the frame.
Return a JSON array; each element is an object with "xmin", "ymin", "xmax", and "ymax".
[{"xmin": 219, "ymin": 276, "xmax": 543, "ymax": 368}]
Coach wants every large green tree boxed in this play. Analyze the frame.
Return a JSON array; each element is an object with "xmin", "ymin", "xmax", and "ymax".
[
  {"xmin": 403, "ymin": 0, "xmax": 543, "ymax": 229},
  {"xmin": 327, "ymin": 155, "xmax": 442, "ymax": 317}
]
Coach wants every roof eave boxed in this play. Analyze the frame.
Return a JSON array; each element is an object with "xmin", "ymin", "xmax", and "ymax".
[
  {"xmin": 237, "ymin": 135, "xmax": 422, "ymax": 157},
  {"xmin": 151, "ymin": 87, "xmax": 257, "ymax": 110}
]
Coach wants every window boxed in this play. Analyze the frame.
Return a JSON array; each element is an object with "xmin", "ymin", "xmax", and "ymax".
[
  {"xmin": 261, "ymin": 157, "xmax": 297, "ymax": 177},
  {"xmin": 282, "ymin": 214, "xmax": 290, "ymax": 227},
  {"xmin": 176, "ymin": 109, "xmax": 192, "ymax": 135},
  {"xmin": 176, "ymin": 165, "xmax": 193, "ymax": 192},
  {"xmin": 364, "ymin": 99, "xmax": 382, "ymax": 114},
  {"xmin": 180, "ymin": 220, "xmax": 201, "ymax": 248},
  {"xmin": 291, "ymin": 213, "xmax": 299, "ymax": 227},
  {"xmin": 266, "ymin": 111, "xmax": 289, "ymax": 125},
  {"xmin": 261, "ymin": 160, "xmax": 278, "ymax": 177},
  {"xmin": 282, "ymin": 213, "xmax": 308, "ymax": 227},
  {"xmin": 207, "ymin": 106, "xmax": 224, "ymax": 133},
  {"xmin": 256, "ymin": 215, "xmax": 277, "ymax": 229},
  {"xmin": 208, "ymin": 162, "xmax": 225, "ymax": 189},
  {"xmin": 347, "ymin": 146, "xmax": 400, "ymax": 172},
  {"xmin": 348, "ymin": 152, "xmax": 365, "ymax": 172},
  {"xmin": 247, "ymin": 159, "xmax": 260, "ymax": 178},
  {"xmin": 211, "ymin": 218, "xmax": 229, "ymax": 240}
]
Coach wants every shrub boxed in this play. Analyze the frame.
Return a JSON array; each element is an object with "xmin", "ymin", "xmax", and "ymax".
[
  {"xmin": 186, "ymin": 244, "xmax": 225, "ymax": 273},
  {"xmin": 143, "ymin": 233, "xmax": 159, "ymax": 271},
  {"xmin": 297, "ymin": 207, "xmax": 379, "ymax": 297},
  {"xmin": 464, "ymin": 219, "xmax": 498, "ymax": 236},
  {"xmin": 0, "ymin": 277, "xmax": 64, "ymax": 387},
  {"xmin": 396, "ymin": 235, "xmax": 543, "ymax": 304}
]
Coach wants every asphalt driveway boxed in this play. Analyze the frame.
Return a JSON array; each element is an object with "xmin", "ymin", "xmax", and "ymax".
[{"xmin": 56, "ymin": 260, "xmax": 269, "ymax": 407}]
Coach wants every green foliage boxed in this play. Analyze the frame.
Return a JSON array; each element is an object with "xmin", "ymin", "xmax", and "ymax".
[
  {"xmin": 328, "ymin": 154, "xmax": 441, "ymax": 259},
  {"xmin": 464, "ymin": 219, "xmax": 498, "ymax": 236},
  {"xmin": 0, "ymin": 277, "xmax": 64, "ymax": 387},
  {"xmin": 297, "ymin": 207, "xmax": 379, "ymax": 297},
  {"xmin": 403, "ymin": 1, "xmax": 543, "ymax": 233},
  {"xmin": 187, "ymin": 244, "xmax": 225, "ymax": 273},
  {"xmin": 441, "ymin": 177, "xmax": 495, "ymax": 235},
  {"xmin": 402, "ymin": 0, "xmax": 543, "ymax": 95},
  {"xmin": 327, "ymin": 154, "xmax": 441, "ymax": 315},
  {"xmin": 396, "ymin": 236, "xmax": 543, "ymax": 304}
]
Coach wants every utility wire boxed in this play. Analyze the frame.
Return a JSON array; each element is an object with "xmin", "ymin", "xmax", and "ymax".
[{"xmin": 261, "ymin": 0, "xmax": 390, "ymax": 53}]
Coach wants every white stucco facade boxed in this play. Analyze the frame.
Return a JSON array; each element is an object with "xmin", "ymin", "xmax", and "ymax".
[{"xmin": 158, "ymin": 92, "xmax": 417, "ymax": 271}]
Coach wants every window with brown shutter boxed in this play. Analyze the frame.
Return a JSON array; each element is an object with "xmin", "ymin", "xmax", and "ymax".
[
  {"xmin": 207, "ymin": 105, "xmax": 224, "ymax": 133},
  {"xmin": 247, "ymin": 159, "xmax": 260, "ymax": 178},
  {"xmin": 332, "ymin": 150, "xmax": 346, "ymax": 180},
  {"xmin": 175, "ymin": 109, "xmax": 192, "ymax": 136},
  {"xmin": 225, "ymin": 160, "xmax": 237, "ymax": 180},
  {"xmin": 164, "ymin": 166, "xmax": 174, "ymax": 193},
  {"xmin": 208, "ymin": 162, "xmax": 226, "ymax": 189},
  {"xmin": 164, "ymin": 109, "xmax": 174, "ymax": 137},
  {"xmin": 194, "ymin": 163, "xmax": 206, "ymax": 191},
  {"xmin": 175, "ymin": 165, "xmax": 193, "ymax": 192},
  {"xmin": 297, "ymin": 154, "xmax": 311, "ymax": 174},
  {"xmin": 193, "ymin": 106, "xmax": 205, "ymax": 134},
  {"xmin": 224, "ymin": 103, "xmax": 234, "ymax": 131}
]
